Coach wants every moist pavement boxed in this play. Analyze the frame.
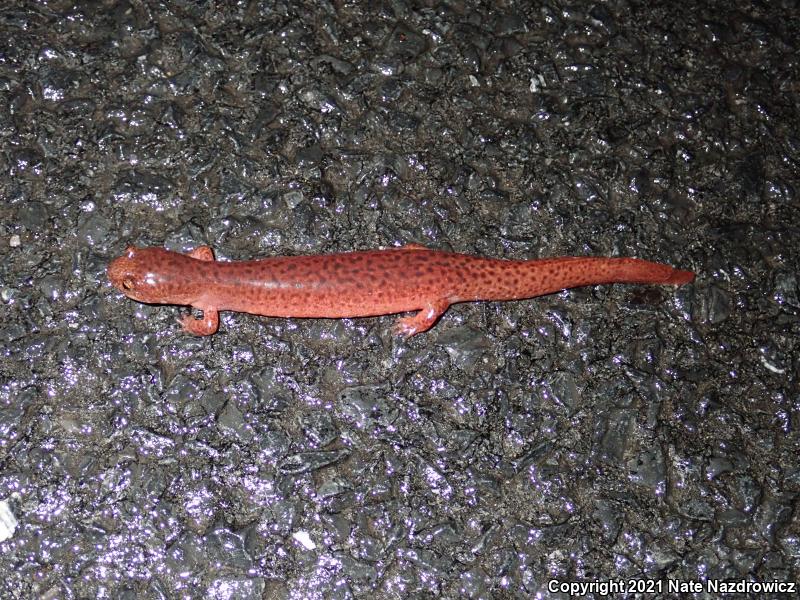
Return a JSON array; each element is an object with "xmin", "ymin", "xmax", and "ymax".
[{"xmin": 0, "ymin": 1, "xmax": 797, "ymax": 598}]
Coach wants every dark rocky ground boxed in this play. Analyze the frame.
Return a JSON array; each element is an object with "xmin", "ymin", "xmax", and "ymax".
[{"xmin": 0, "ymin": 1, "xmax": 798, "ymax": 598}]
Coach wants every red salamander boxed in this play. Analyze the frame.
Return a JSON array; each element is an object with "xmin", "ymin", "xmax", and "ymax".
[{"xmin": 107, "ymin": 244, "xmax": 695, "ymax": 337}]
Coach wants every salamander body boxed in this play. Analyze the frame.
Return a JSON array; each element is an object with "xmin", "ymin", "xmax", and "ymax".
[{"xmin": 107, "ymin": 245, "xmax": 694, "ymax": 336}]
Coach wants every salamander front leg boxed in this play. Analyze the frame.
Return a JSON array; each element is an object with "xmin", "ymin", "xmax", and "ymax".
[
  {"xmin": 187, "ymin": 246, "xmax": 215, "ymax": 261},
  {"xmin": 179, "ymin": 308, "xmax": 220, "ymax": 336},
  {"xmin": 393, "ymin": 300, "xmax": 450, "ymax": 337}
]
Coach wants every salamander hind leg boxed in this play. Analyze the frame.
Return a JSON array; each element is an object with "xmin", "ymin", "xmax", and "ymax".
[
  {"xmin": 179, "ymin": 308, "xmax": 220, "ymax": 336},
  {"xmin": 392, "ymin": 299, "xmax": 450, "ymax": 338},
  {"xmin": 187, "ymin": 246, "xmax": 215, "ymax": 261}
]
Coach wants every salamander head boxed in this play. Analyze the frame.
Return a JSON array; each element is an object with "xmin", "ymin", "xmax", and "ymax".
[{"xmin": 108, "ymin": 246, "xmax": 197, "ymax": 305}]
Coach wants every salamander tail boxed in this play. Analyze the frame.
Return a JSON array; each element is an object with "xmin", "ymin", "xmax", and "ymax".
[{"xmin": 662, "ymin": 268, "xmax": 695, "ymax": 285}]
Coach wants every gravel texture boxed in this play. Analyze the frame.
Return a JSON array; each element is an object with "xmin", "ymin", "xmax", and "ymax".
[{"xmin": 1, "ymin": 1, "xmax": 798, "ymax": 598}]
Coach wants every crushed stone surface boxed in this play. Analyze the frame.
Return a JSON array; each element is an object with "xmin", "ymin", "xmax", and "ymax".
[{"xmin": 0, "ymin": 1, "xmax": 798, "ymax": 598}]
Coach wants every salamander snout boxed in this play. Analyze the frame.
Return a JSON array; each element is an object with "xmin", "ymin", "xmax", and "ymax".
[
  {"xmin": 107, "ymin": 246, "xmax": 167, "ymax": 303},
  {"xmin": 108, "ymin": 251, "xmax": 142, "ymax": 297}
]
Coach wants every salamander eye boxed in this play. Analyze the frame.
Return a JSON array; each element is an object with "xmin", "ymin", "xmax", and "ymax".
[{"xmin": 122, "ymin": 278, "xmax": 134, "ymax": 290}]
